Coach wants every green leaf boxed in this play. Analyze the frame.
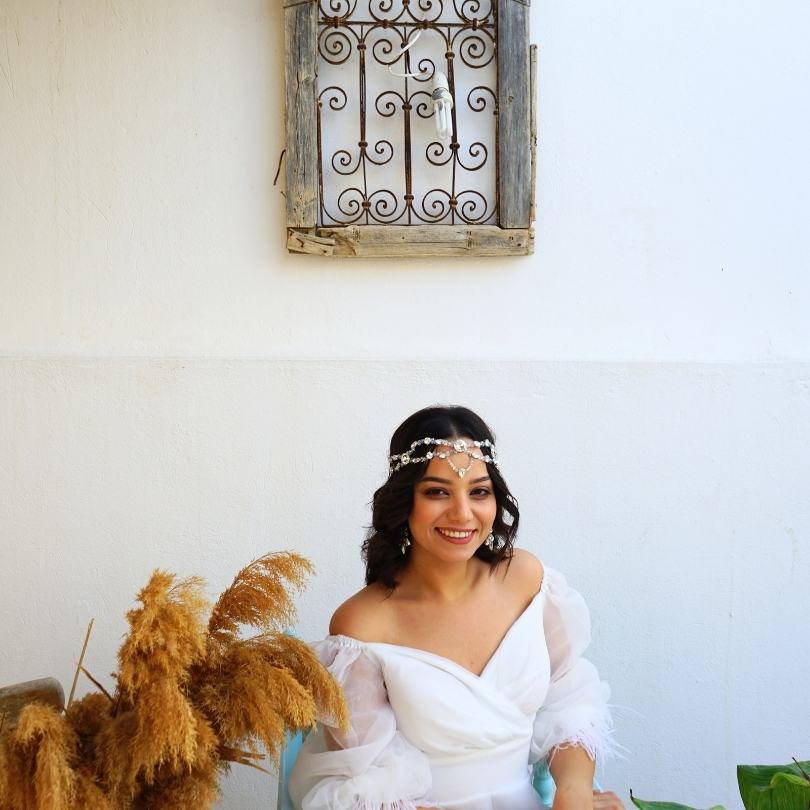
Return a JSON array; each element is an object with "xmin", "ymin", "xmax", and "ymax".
[
  {"xmin": 629, "ymin": 790, "xmax": 725, "ymax": 810},
  {"xmin": 738, "ymin": 762, "xmax": 810, "ymax": 810},
  {"xmin": 771, "ymin": 775, "xmax": 810, "ymax": 790}
]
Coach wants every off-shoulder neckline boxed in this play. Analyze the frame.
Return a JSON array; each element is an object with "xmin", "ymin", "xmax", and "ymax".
[{"xmin": 330, "ymin": 575, "xmax": 546, "ymax": 679}]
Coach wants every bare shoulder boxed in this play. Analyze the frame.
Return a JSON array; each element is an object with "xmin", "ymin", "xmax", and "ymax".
[
  {"xmin": 500, "ymin": 548, "xmax": 545, "ymax": 600},
  {"xmin": 329, "ymin": 583, "xmax": 393, "ymax": 642}
]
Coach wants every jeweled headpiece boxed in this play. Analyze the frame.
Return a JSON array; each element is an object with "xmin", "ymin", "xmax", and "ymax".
[{"xmin": 388, "ymin": 437, "xmax": 498, "ymax": 479}]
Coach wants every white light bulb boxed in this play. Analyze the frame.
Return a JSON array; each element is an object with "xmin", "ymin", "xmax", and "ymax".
[{"xmin": 431, "ymin": 71, "xmax": 453, "ymax": 141}]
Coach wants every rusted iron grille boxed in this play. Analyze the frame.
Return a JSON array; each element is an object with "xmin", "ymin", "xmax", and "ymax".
[{"xmin": 317, "ymin": 0, "xmax": 498, "ymax": 226}]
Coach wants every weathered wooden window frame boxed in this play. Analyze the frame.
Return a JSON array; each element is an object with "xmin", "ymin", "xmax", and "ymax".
[{"xmin": 284, "ymin": 0, "xmax": 537, "ymax": 257}]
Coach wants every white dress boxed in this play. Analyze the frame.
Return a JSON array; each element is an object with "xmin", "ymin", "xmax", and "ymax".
[{"xmin": 289, "ymin": 567, "xmax": 614, "ymax": 810}]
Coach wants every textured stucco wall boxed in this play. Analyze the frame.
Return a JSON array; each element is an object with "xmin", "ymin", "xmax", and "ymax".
[{"xmin": 1, "ymin": 2, "xmax": 809, "ymax": 809}]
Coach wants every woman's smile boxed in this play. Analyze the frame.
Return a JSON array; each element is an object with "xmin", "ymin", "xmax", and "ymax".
[{"xmin": 435, "ymin": 528, "xmax": 477, "ymax": 543}]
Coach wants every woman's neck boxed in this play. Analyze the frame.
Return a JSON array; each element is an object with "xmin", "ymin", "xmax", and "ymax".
[{"xmin": 396, "ymin": 551, "xmax": 486, "ymax": 604}]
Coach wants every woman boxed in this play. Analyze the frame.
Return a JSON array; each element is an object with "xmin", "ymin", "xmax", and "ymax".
[{"xmin": 290, "ymin": 406, "xmax": 621, "ymax": 810}]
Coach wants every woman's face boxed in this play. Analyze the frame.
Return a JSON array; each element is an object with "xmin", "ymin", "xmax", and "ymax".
[{"xmin": 408, "ymin": 440, "xmax": 498, "ymax": 562}]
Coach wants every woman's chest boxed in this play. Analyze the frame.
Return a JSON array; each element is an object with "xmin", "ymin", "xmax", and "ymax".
[{"xmin": 389, "ymin": 593, "xmax": 529, "ymax": 677}]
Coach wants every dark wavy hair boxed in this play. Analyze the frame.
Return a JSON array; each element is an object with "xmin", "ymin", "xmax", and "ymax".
[{"xmin": 362, "ymin": 405, "xmax": 520, "ymax": 589}]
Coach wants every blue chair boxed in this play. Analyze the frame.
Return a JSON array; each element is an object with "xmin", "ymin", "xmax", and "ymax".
[
  {"xmin": 532, "ymin": 760, "xmax": 556, "ymax": 806},
  {"xmin": 277, "ymin": 730, "xmax": 305, "ymax": 810},
  {"xmin": 277, "ymin": 735, "xmax": 598, "ymax": 809}
]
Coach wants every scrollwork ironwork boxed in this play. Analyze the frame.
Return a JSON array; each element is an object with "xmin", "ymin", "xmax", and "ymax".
[
  {"xmin": 319, "ymin": 86, "xmax": 348, "ymax": 111},
  {"xmin": 319, "ymin": 0, "xmax": 358, "ymax": 20},
  {"xmin": 368, "ymin": 0, "xmax": 405, "ymax": 23},
  {"xmin": 456, "ymin": 189, "xmax": 490, "ymax": 223},
  {"xmin": 410, "ymin": 0, "xmax": 443, "ymax": 23},
  {"xmin": 467, "ymin": 85, "xmax": 496, "ymax": 114},
  {"xmin": 451, "ymin": 27, "xmax": 495, "ymax": 69},
  {"xmin": 367, "ymin": 139, "xmax": 395, "ymax": 166},
  {"xmin": 425, "ymin": 140, "xmax": 453, "ymax": 166},
  {"xmin": 454, "ymin": 141, "xmax": 488, "ymax": 172},
  {"xmin": 331, "ymin": 148, "xmax": 360, "ymax": 175},
  {"xmin": 317, "ymin": 0, "xmax": 497, "ymax": 226},
  {"xmin": 318, "ymin": 27, "xmax": 356, "ymax": 65},
  {"xmin": 451, "ymin": 0, "xmax": 492, "ymax": 24}
]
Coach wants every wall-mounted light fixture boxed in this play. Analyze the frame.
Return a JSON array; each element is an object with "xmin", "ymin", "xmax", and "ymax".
[{"xmin": 388, "ymin": 19, "xmax": 454, "ymax": 142}]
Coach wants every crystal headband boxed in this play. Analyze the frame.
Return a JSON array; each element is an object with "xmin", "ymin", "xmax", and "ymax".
[{"xmin": 388, "ymin": 437, "xmax": 498, "ymax": 479}]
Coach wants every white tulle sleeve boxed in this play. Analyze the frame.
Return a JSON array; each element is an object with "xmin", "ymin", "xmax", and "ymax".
[
  {"xmin": 288, "ymin": 635, "xmax": 433, "ymax": 810},
  {"xmin": 530, "ymin": 568, "xmax": 616, "ymax": 766}
]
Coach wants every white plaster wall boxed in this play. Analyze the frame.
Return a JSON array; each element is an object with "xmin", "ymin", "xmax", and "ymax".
[{"xmin": 1, "ymin": 2, "xmax": 808, "ymax": 810}]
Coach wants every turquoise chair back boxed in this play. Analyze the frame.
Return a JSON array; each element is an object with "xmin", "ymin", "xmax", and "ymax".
[
  {"xmin": 532, "ymin": 761, "xmax": 556, "ymax": 806},
  {"xmin": 277, "ymin": 730, "xmax": 305, "ymax": 810}
]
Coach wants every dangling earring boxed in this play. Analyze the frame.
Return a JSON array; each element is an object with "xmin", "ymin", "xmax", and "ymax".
[
  {"xmin": 485, "ymin": 531, "xmax": 496, "ymax": 550},
  {"xmin": 400, "ymin": 526, "xmax": 411, "ymax": 555}
]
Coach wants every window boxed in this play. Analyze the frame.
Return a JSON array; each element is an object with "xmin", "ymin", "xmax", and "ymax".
[{"xmin": 284, "ymin": 0, "xmax": 536, "ymax": 257}]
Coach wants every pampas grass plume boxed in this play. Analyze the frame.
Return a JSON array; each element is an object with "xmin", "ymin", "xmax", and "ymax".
[
  {"xmin": 1, "ymin": 703, "xmax": 78, "ymax": 810},
  {"xmin": 118, "ymin": 573, "xmax": 208, "ymax": 693},
  {"xmin": 0, "ymin": 551, "xmax": 347, "ymax": 810},
  {"xmin": 208, "ymin": 552, "xmax": 313, "ymax": 640}
]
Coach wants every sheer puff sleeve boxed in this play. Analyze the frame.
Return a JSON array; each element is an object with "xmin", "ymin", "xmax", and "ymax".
[
  {"xmin": 289, "ymin": 635, "xmax": 433, "ymax": 810},
  {"xmin": 530, "ymin": 568, "xmax": 616, "ymax": 767}
]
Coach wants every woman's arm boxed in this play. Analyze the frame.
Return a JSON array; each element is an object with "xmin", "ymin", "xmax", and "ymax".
[
  {"xmin": 549, "ymin": 745, "xmax": 595, "ymax": 810},
  {"xmin": 549, "ymin": 746, "xmax": 624, "ymax": 810}
]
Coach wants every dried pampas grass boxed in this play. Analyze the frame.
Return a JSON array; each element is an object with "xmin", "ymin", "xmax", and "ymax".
[
  {"xmin": 2, "ymin": 703, "xmax": 78, "ymax": 810},
  {"xmin": 0, "ymin": 552, "xmax": 347, "ymax": 810},
  {"xmin": 208, "ymin": 553, "xmax": 313, "ymax": 641}
]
